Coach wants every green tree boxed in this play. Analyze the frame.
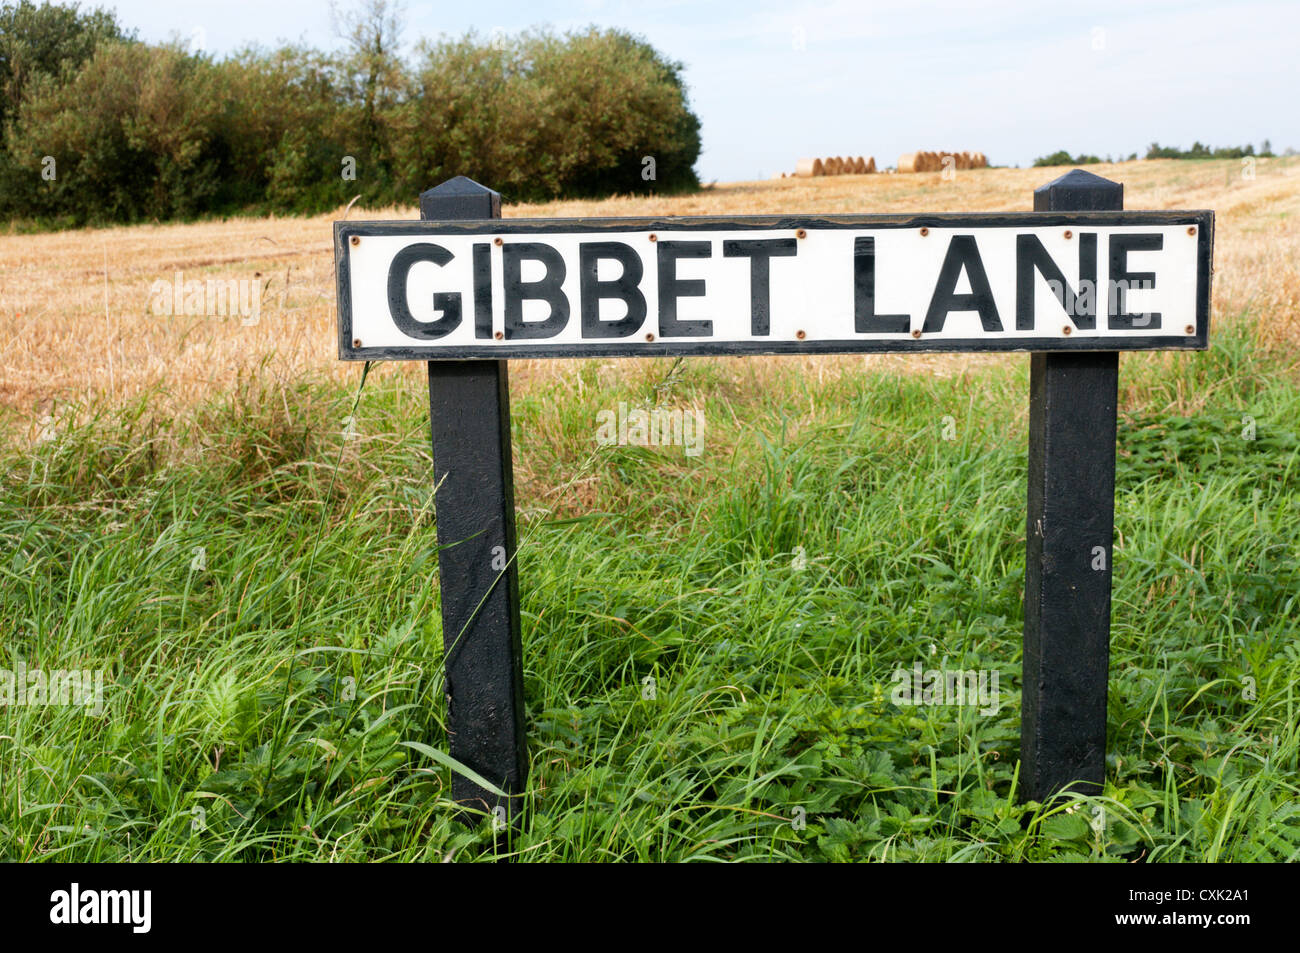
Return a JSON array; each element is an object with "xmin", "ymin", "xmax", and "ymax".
[
  {"xmin": 331, "ymin": 0, "xmax": 407, "ymax": 199},
  {"xmin": 0, "ymin": 0, "xmax": 130, "ymax": 130},
  {"xmin": 404, "ymin": 27, "xmax": 700, "ymax": 201},
  {"xmin": 8, "ymin": 41, "xmax": 224, "ymax": 221},
  {"xmin": 1, "ymin": 9, "xmax": 703, "ymax": 223},
  {"xmin": 0, "ymin": 1, "xmax": 132, "ymax": 220}
]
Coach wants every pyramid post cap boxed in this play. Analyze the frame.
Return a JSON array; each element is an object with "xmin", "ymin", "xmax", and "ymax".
[
  {"xmin": 419, "ymin": 176, "xmax": 501, "ymax": 220},
  {"xmin": 1033, "ymin": 168, "xmax": 1122, "ymax": 211},
  {"xmin": 1034, "ymin": 167, "xmax": 1121, "ymax": 194},
  {"xmin": 419, "ymin": 175, "xmax": 500, "ymax": 202}
]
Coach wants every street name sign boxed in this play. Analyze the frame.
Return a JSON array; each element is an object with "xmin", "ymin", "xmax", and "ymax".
[
  {"xmin": 336, "ymin": 211, "xmax": 1212, "ymax": 360},
  {"xmin": 335, "ymin": 172, "xmax": 1215, "ymax": 831}
]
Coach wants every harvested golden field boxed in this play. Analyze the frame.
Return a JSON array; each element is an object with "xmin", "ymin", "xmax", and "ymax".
[{"xmin": 2, "ymin": 157, "xmax": 1298, "ymax": 436}]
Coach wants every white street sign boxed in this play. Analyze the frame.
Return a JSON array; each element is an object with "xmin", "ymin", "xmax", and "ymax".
[{"xmin": 336, "ymin": 212, "xmax": 1211, "ymax": 359}]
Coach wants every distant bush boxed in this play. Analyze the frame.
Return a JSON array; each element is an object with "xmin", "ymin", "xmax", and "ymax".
[
  {"xmin": 1146, "ymin": 141, "xmax": 1275, "ymax": 160},
  {"xmin": 1033, "ymin": 150, "xmax": 1103, "ymax": 167},
  {"xmin": 0, "ymin": 0, "xmax": 133, "ymax": 223},
  {"xmin": 402, "ymin": 29, "xmax": 700, "ymax": 202},
  {"xmin": 1033, "ymin": 142, "xmax": 1278, "ymax": 168},
  {"xmin": 8, "ymin": 41, "xmax": 232, "ymax": 221},
  {"xmin": 0, "ymin": 0, "xmax": 130, "ymax": 129},
  {"xmin": 0, "ymin": 1, "xmax": 702, "ymax": 226}
]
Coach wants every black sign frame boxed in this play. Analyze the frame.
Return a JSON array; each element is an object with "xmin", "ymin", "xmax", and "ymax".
[{"xmin": 335, "ymin": 209, "xmax": 1213, "ymax": 361}]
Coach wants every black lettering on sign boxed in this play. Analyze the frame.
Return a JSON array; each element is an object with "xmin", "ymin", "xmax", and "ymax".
[
  {"xmin": 1109, "ymin": 233, "xmax": 1162, "ymax": 330},
  {"xmin": 579, "ymin": 242, "xmax": 646, "ymax": 338},
  {"xmin": 923, "ymin": 235, "xmax": 1002, "ymax": 334},
  {"xmin": 472, "ymin": 242, "xmax": 493, "ymax": 339},
  {"xmin": 722, "ymin": 239, "xmax": 797, "ymax": 336},
  {"xmin": 1016, "ymin": 233, "xmax": 1098, "ymax": 330},
  {"xmin": 853, "ymin": 236, "xmax": 909, "ymax": 334},
  {"xmin": 503, "ymin": 242, "xmax": 569, "ymax": 339},
  {"xmin": 387, "ymin": 242, "xmax": 461, "ymax": 339},
  {"xmin": 657, "ymin": 241, "xmax": 713, "ymax": 337}
]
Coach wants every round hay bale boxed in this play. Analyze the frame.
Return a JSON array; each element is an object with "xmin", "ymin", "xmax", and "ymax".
[
  {"xmin": 795, "ymin": 157, "xmax": 821, "ymax": 177},
  {"xmin": 898, "ymin": 152, "xmax": 921, "ymax": 173},
  {"xmin": 865, "ymin": 156, "xmax": 877, "ymax": 173}
]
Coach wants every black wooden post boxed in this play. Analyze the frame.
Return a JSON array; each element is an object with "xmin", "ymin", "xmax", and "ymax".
[
  {"xmin": 1021, "ymin": 169, "xmax": 1123, "ymax": 802},
  {"xmin": 421, "ymin": 176, "xmax": 527, "ymax": 828}
]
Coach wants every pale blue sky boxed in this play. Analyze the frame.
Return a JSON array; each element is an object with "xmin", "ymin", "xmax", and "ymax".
[{"xmin": 103, "ymin": 0, "xmax": 1297, "ymax": 182}]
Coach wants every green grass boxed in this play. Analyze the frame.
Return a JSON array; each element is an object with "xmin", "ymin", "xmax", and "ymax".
[{"xmin": 2, "ymin": 319, "xmax": 1298, "ymax": 862}]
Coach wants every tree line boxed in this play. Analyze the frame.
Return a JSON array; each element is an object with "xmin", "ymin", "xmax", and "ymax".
[
  {"xmin": 0, "ymin": 1, "xmax": 703, "ymax": 227},
  {"xmin": 1034, "ymin": 141, "xmax": 1278, "ymax": 167}
]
